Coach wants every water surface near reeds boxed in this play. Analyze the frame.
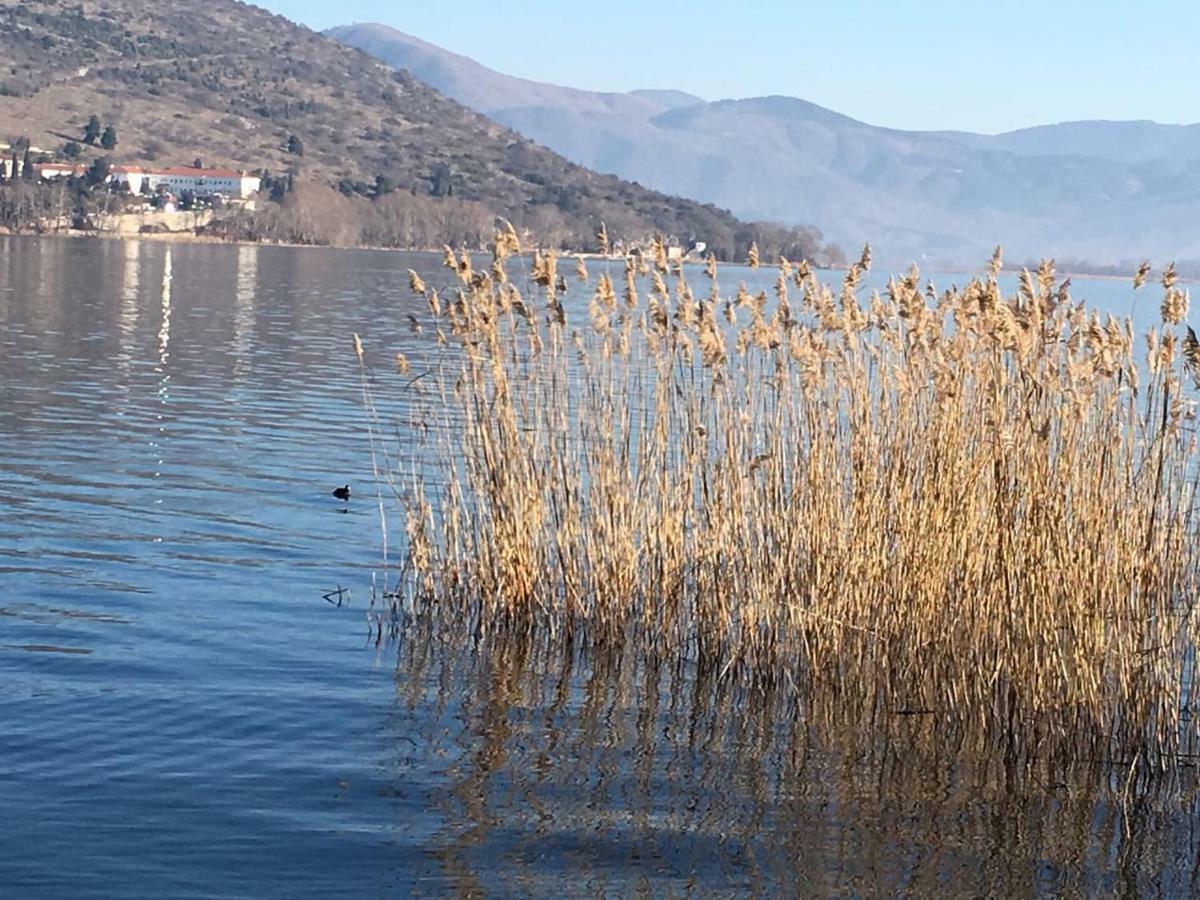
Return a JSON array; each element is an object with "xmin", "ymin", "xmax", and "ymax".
[{"xmin": 1, "ymin": 235, "xmax": 1196, "ymax": 897}]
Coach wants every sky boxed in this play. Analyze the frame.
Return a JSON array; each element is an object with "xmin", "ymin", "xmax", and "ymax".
[{"xmin": 258, "ymin": 1, "xmax": 1200, "ymax": 134}]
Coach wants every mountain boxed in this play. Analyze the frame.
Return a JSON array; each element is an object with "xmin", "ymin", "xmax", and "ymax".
[
  {"xmin": 949, "ymin": 121, "xmax": 1200, "ymax": 165},
  {"xmin": 0, "ymin": 0, "xmax": 831, "ymax": 259},
  {"xmin": 329, "ymin": 22, "xmax": 1200, "ymax": 266},
  {"xmin": 324, "ymin": 24, "xmax": 703, "ymax": 121}
]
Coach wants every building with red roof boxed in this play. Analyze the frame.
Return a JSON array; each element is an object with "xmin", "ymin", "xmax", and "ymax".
[{"xmin": 32, "ymin": 162, "xmax": 261, "ymax": 200}]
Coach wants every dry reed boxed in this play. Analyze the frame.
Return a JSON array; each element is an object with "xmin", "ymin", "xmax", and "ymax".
[{"xmin": 363, "ymin": 234, "xmax": 1200, "ymax": 765}]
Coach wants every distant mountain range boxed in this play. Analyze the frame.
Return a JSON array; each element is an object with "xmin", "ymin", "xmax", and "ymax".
[{"xmin": 328, "ymin": 22, "xmax": 1200, "ymax": 266}]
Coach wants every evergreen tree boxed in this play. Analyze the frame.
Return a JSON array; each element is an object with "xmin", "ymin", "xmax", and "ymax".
[
  {"xmin": 85, "ymin": 156, "xmax": 111, "ymax": 187},
  {"xmin": 430, "ymin": 163, "xmax": 452, "ymax": 198},
  {"xmin": 100, "ymin": 126, "xmax": 118, "ymax": 151},
  {"xmin": 83, "ymin": 115, "xmax": 101, "ymax": 145}
]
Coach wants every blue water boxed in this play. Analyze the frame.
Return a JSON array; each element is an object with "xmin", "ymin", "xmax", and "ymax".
[
  {"xmin": 0, "ymin": 238, "xmax": 431, "ymax": 896},
  {"xmin": 2, "ymin": 236, "xmax": 1197, "ymax": 897}
]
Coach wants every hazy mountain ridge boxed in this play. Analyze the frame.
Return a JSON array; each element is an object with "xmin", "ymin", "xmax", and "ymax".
[
  {"xmin": 329, "ymin": 22, "xmax": 1200, "ymax": 265},
  {"xmin": 951, "ymin": 120, "xmax": 1200, "ymax": 165}
]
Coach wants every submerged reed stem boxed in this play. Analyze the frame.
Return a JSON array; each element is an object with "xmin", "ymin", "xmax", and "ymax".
[{"xmin": 366, "ymin": 238, "xmax": 1200, "ymax": 765}]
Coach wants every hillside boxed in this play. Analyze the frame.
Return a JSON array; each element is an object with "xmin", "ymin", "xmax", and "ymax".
[
  {"xmin": 0, "ymin": 0, "xmax": 833, "ymax": 259},
  {"xmin": 324, "ymin": 24, "xmax": 704, "ymax": 122},
  {"xmin": 329, "ymin": 22, "xmax": 1200, "ymax": 266}
]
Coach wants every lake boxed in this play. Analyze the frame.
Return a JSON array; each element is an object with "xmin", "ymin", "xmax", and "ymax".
[{"xmin": 2, "ymin": 236, "xmax": 1197, "ymax": 897}]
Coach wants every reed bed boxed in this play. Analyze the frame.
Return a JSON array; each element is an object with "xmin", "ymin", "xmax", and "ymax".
[{"xmin": 362, "ymin": 230, "xmax": 1200, "ymax": 764}]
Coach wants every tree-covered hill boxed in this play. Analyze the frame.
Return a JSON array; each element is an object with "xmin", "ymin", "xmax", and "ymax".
[{"xmin": 0, "ymin": 0, "xmax": 836, "ymax": 260}]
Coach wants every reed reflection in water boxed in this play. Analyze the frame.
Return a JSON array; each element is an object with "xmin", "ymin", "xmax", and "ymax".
[
  {"xmin": 384, "ymin": 627, "xmax": 1200, "ymax": 896},
  {"xmin": 5, "ymin": 236, "xmax": 1199, "ymax": 896}
]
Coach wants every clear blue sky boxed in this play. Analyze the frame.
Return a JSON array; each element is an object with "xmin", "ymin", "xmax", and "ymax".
[{"xmin": 259, "ymin": 0, "xmax": 1200, "ymax": 134}]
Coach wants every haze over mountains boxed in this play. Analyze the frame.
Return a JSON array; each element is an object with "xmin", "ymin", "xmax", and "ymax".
[{"xmin": 329, "ymin": 22, "xmax": 1200, "ymax": 267}]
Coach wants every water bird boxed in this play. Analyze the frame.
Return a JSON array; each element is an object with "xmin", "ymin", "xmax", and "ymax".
[{"xmin": 332, "ymin": 485, "xmax": 351, "ymax": 501}]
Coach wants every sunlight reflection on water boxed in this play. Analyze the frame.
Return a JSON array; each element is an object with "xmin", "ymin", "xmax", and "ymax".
[{"xmin": 0, "ymin": 235, "xmax": 1193, "ymax": 897}]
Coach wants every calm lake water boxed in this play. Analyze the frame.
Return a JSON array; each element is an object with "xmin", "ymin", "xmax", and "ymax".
[{"xmin": 2, "ymin": 235, "xmax": 1198, "ymax": 897}]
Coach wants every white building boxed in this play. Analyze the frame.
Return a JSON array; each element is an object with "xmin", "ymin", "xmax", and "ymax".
[
  {"xmin": 1, "ymin": 144, "xmax": 51, "ymax": 180},
  {"xmin": 32, "ymin": 162, "xmax": 85, "ymax": 180},
  {"xmin": 32, "ymin": 162, "xmax": 261, "ymax": 200},
  {"xmin": 112, "ymin": 166, "xmax": 261, "ymax": 199}
]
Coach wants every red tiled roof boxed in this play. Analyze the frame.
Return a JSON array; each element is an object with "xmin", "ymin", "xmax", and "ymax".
[
  {"xmin": 35, "ymin": 162, "xmax": 86, "ymax": 173},
  {"xmin": 33, "ymin": 162, "xmax": 256, "ymax": 179},
  {"xmin": 114, "ymin": 165, "xmax": 247, "ymax": 178}
]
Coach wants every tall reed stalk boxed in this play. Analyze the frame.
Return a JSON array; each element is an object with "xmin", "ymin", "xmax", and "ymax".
[{"xmin": 364, "ymin": 232, "xmax": 1200, "ymax": 764}]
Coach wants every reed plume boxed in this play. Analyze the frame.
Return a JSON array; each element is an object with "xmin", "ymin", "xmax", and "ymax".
[{"xmin": 366, "ymin": 238, "xmax": 1200, "ymax": 766}]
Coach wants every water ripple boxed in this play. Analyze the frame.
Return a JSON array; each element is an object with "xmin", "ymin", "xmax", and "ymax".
[{"xmin": 0, "ymin": 236, "xmax": 1175, "ymax": 897}]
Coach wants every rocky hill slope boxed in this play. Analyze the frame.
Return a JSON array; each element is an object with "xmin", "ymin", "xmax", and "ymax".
[{"xmin": 0, "ymin": 0, "xmax": 832, "ymax": 258}]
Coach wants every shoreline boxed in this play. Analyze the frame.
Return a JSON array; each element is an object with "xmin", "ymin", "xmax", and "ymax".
[
  {"xmin": 0, "ymin": 227, "xmax": 451, "ymax": 255},
  {"xmin": 0, "ymin": 229, "xmax": 1184, "ymax": 282}
]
